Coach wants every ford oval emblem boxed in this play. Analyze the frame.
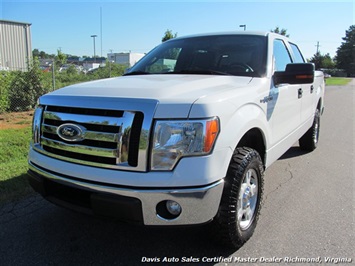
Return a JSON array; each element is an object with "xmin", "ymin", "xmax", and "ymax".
[{"xmin": 57, "ymin": 123, "xmax": 85, "ymax": 142}]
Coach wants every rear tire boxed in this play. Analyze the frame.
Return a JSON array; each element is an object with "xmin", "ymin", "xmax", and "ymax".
[
  {"xmin": 299, "ymin": 109, "xmax": 320, "ymax": 151},
  {"xmin": 213, "ymin": 147, "xmax": 264, "ymax": 249}
]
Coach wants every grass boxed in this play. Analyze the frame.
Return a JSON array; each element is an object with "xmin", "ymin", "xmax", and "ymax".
[
  {"xmin": 325, "ymin": 77, "xmax": 352, "ymax": 86},
  {"xmin": 0, "ymin": 127, "xmax": 33, "ymax": 205}
]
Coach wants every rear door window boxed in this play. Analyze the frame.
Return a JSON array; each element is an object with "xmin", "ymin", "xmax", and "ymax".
[
  {"xmin": 273, "ymin": 39, "xmax": 292, "ymax": 71},
  {"xmin": 289, "ymin": 43, "xmax": 305, "ymax": 63}
]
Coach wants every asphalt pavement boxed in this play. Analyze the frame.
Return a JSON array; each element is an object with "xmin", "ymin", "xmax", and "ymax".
[{"xmin": 0, "ymin": 80, "xmax": 354, "ymax": 266}]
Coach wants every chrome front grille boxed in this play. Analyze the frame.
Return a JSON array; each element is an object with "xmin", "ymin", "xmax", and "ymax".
[{"xmin": 36, "ymin": 105, "xmax": 144, "ymax": 170}]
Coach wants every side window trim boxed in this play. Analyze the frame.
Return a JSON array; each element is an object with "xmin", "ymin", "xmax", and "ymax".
[{"xmin": 273, "ymin": 38, "xmax": 293, "ymax": 71}]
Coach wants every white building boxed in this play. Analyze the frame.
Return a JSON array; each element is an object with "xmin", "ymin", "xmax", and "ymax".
[
  {"xmin": 107, "ymin": 52, "xmax": 145, "ymax": 67},
  {"xmin": 83, "ymin": 62, "xmax": 101, "ymax": 72},
  {"xmin": 0, "ymin": 19, "xmax": 32, "ymax": 71},
  {"xmin": 82, "ymin": 57, "xmax": 106, "ymax": 72}
]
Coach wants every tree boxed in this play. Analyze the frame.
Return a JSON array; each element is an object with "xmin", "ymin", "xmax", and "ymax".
[
  {"xmin": 32, "ymin": 49, "xmax": 51, "ymax": 59},
  {"xmin": 309, "ymin": 52, "xmax": 335, "ymax": 70},
  {"xmin": 271, "ymin": 26, "xmax": 290, "ymax": 37},
  {"xmin": 162, "ymin": 29, "xmax": 177, "ymax": 42},
  {"xmin": 335, "ymin": 25, "xmax": 355, "ymax": 77},
  {"xmin": 32, "ymin": 49, "xmax": 40, "ymax": 58},
  {"xmin": 55, "ymin": 49, "xmax": 67, "ymax": 68}
]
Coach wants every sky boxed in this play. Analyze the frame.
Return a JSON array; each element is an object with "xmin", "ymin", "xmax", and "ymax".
[{"xmin": 1, "ymin": 0, "xmax": 354, "ymax": 59}]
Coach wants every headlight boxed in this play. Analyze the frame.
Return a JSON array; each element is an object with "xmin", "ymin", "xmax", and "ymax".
[{"xmin": 151, "ymin": 117, "xmax": 219, "ymax": 171}]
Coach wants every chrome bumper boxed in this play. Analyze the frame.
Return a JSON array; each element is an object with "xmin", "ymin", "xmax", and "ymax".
[{"xmin": 28, "ymin": 161, "xmax": 224, "ymax": 226}]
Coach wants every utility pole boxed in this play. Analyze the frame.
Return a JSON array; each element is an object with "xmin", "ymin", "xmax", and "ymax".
[
  {"xmin": 109, "ymin": 49, "xmax": 113, "ymax": 78},
  {"xmin": 315, "ymin": 41, "xmax": 321, "ymax": 54},
  {"xmin": 52, "ymin": 59, "xmax": 55, "ymax": 91},
  {"xmin": 91, "ymin": 35, "xmax": 97, "ymax": 63}
]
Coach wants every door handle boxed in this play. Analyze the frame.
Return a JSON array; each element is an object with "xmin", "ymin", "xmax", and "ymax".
[
  {"xmin": 310, "ymin": 85, "xmax": 314, "ymax": 94},
  {"xmin": 298, "ymin": 88, "xmax": 303, "ymax": 99}
]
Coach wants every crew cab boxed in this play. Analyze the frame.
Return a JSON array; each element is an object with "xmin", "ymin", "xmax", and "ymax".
[{"xmin": 28, "ymin": 32, "xmax": 324, "ymax": 248}]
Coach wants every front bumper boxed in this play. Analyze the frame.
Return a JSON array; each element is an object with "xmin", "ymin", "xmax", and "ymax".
[{"xmin": 28, "ymin": 161, "xmax": 224, "ymax": 226}]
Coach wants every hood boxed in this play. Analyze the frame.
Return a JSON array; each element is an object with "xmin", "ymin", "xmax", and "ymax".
[{"xmin": 45, "ymin": 74, "xmax": 252, "ymax": 118}]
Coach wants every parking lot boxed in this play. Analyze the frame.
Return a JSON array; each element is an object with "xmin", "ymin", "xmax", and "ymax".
[{"xmin": 0, "ymin": 80, "xmax": 354, "ymax": 265}]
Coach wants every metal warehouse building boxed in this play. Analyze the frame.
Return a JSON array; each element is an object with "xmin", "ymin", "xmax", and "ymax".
[{"xmin": 0, "ymin": 19, "xmax": 32, "ymax": 71}]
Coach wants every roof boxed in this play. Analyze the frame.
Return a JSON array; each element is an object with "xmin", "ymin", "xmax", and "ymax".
[
  {"xmin": 83, "ymin": 57, "xmax": 106, "ymax": 62},
  {"xmin": 0, "ymin": 19, "xmax": 32, "ymax": 26},
  {"xmin": 169, "ymin": 31, "xmax": 291, "ymax": 41}
]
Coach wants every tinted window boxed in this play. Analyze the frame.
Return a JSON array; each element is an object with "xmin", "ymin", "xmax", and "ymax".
[
  {"xmin": 273, "ymin": 39, "xmax": 292, "ymax": 71},
  {"xmin": 128, "ymin": 35, "xmax": 267, "ymax": 77},
  {"xmin": 145, "ymin": 48, "xmax": 182, "ymax": 73},
  {"xmin": 290, "ymin": 43, "xmax": 305, "ymax": 63}
]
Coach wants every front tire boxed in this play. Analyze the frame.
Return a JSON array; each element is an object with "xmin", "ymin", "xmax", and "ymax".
[{"xmin": 213, "ymin": 147, "xmax": 264, "ymax": 249}]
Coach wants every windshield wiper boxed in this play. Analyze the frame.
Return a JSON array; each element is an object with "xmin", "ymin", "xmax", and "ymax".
[
  {"xmin": 163, "ymin": 69, "xmax": 230, "ymax": 75},
  {"xmin": 123, "ymin": 71, "xmax": 151, "ymax": 76}
]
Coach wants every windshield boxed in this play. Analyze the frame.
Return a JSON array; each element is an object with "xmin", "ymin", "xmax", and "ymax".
[{"xmin": 127, "ymin": 35, "xmax": 267, "ymax": 77}]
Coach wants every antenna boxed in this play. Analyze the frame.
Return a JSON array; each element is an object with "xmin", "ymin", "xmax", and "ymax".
[{"xmin": 100, "ymin": 7, "xmax": 103, "ymax": 58}]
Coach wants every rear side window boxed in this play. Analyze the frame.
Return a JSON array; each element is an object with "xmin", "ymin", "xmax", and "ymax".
[
  {"xmin": 273, "ymin": 39, "xmax": 292, "ymax": 71},
  {"xmin": 290, "ymin": 43, "xmax": 305, "ymax": 63}
]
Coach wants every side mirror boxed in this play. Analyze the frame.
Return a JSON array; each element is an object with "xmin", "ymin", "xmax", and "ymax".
[{"xmin": 273, "ymin": 63, "xmax": 315, "ymax": 85}]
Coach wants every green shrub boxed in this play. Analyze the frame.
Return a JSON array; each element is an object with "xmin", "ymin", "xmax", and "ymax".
[
  {"xmin": 1, "ymin": 60, "xmax": 128, "ymax": 112},
  {"xmin": 0, "ymin": 71, "xmax": 15, "ymax": 113},
  {"xmin": 8, "ymin": 58, "xmax": 51, "ymax": 111}
]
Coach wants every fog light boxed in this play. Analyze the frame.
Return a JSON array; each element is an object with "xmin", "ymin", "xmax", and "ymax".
[
  {"xmin": 156, "ymin": 200, "xmax": 182, "ymax": 220},
  {"xmin": 166, "ymin": 200, "xmax": 182, "ymax": 216}
]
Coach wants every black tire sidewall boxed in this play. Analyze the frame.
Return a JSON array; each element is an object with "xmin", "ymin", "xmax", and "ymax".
[
  {"xmin": 236, "ymin": 156, "xmax": 262, "ymax": 238},
  {"xmin": 214, "ymin": 147, "xmax": 264, "ymax": 248},
  {"xmin": 312, "ymin": 109, "xmax": 320, "ymax": 147},
  {"xmin": 231, "ymin": 150, "xmax": 263, "ymax": 241}
]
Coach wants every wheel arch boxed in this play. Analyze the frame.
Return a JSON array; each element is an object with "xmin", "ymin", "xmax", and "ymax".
[
  {"xmin": 218, "ymin": 103, "xmax": 269, "ymax": 170},
  {"xmin": 236, "ymin": 128, "xmax": 267, "ymax": 166}
]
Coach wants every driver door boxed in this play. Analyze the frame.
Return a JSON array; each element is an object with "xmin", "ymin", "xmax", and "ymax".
[{"xmin": 269, "ymin": 39, "xmax": 302, "ymax": 146}]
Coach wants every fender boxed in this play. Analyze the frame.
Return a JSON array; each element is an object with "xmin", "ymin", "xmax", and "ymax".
[
  {"xmin": 190, "ymin": 98, "xmax": 270, "ymax": 178},
  {"xmin": 221, "ymin": 102, "xmax": 270, "ymax": 163}
]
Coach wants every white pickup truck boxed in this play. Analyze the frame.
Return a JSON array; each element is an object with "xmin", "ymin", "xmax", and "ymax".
[{"xmin": 28, "ymin": 32, "xmax": 324, "ymax": 248}]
